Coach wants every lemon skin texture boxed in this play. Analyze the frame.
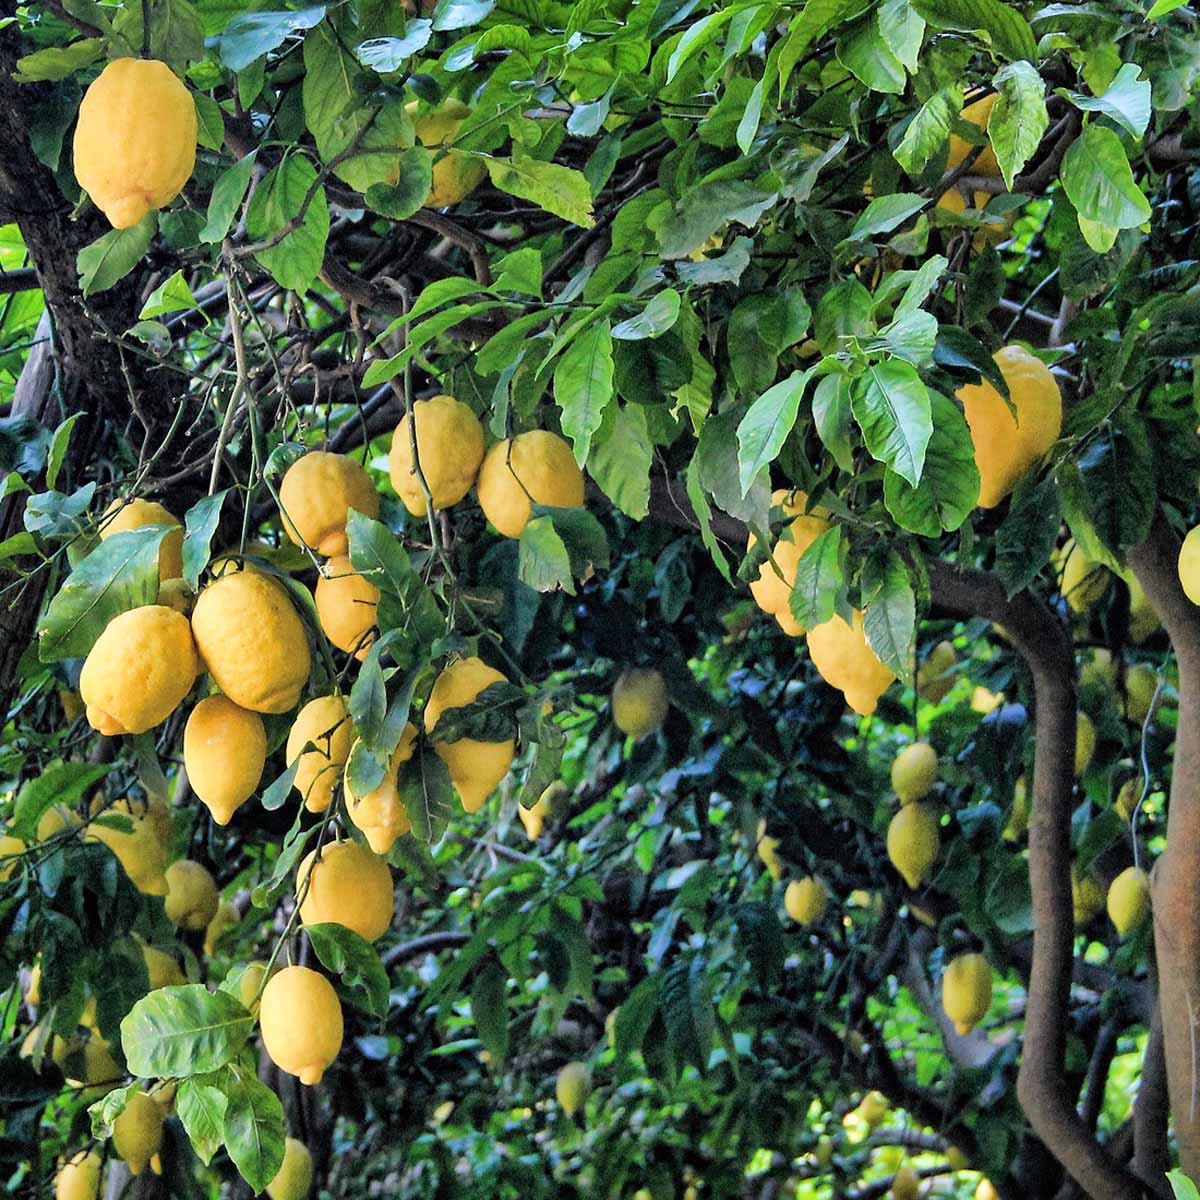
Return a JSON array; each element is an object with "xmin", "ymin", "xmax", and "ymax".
[
  {"xmin": 88, "ymin": 797, "xmax": 171, "ymax": 896},
  {"xmin": 113, "ymin": 1089, "xmax": 165, "ymax": 1175},
  {"xmin": 785, "ymin": 877, "xmax": 828, "ymax": 926},
  {"xmin": 389, "ymin": 395, "xmax": 485, "ymax": 516},
  {"xmin": 100, "ymin": 497, "xmax": 184, "ymax": 581},
  {"xmin": 946, "ymin": 93, "xmax": 1000, "ymax": 177},
  {"xmin": 941, "ymin": 952, "xmax": 993, "ymax": 1035},
  {"xmin": 191, "ymin": 571, "xmax": 312, "ymax": 713},
  {"xmin": 886, "ymin": 802, "xmax": 939, "ymax": 890},
  {"xmin": 424, "ymin": 657, "xmax": 515, "ymax": 812},
  {"xmin": 163, "ymin": 859, "xmax": 220, "ymax": 931},
  {"xmin": 806, "ymin": 609, "xmax": 896, "ymax": 716},
  {"xmin": 267, "ymin": 1137, "xmax": 314, "ymax": 1200},
  {"xmin": 891, "ymin": 742, "xmax": 938, "ymax": 804},
  {"xmin": 73, "ymin": 58, "xmax": 196, "ymax": 229},
  {"xmin": 55, "ymin": 1151, "xmax": 102, "ymax": 1200},
  {"xmin": 747, "ymin": 490, "xmax": 831, "ymax": 633},
  {"xmin": 278, "ymin": 451, "xmax": 379, "ymax": 557},
  {"xmin": 296, "ymin": 839, "xmax": 394, "ymax": 942},
  {"xmin": 260, "ymin": 965, "xmax": 344, "ymax": 1086},
  {"xmin": 344, "ymin": 725, "xmax": 417, "ymax": 854},
  {"xmin": 80, "ymin": 605, "xmax": 199, "ymax": 735},
  {"xmin": 287, "ymin": 695, "xmax": 354, "ymax": 814},
  {"xmin": 476, "ymin": 430, "xmax": 585, "ymax": 539},
  {"xmin": 184, "ymin": 695, "xmax": 267, "ymax": 825},
  {"xmin": 556, "ymin": 1060, "xmax": 590, "ymax": 1115},
  {"xmin": 611, "ymin": 668, "xmax": 669, "ymax": 739},
  {"xmin": 315, "ymin": 556, "xmax": 379, "ymax": 660}
]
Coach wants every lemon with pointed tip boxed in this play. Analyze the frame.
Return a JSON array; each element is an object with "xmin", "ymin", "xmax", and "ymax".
[
  {"xmin": 191, "ymin": 571, "xmax": 311, "ymax": 713},
  {"xmin": 476, "ymin": 430, "xmax": 585, "ymax": 539},
  {"xmin": 287, "ymin": 695, "xmax": 354, "ymax": 814},
  {"xmin": 891, "ymin": 742, "xmax": 938, "ymax": 804},
  {"xmin": 73, "ymin": 58, "xmax": 196, "ymax": 229},
  {"xmin": 100, "ymin": 497, "xmax": 183, "ymax": 581},
  {"xmin": 942, "ymin": 952, "xmax": 993, "ymax": 1035},
  {"xmin": 887, "ymin": 802, "xmax": 939, "ymax": 890},
  {"xmin": 916, "ymin": 640, "xmax": 957, "ymax": 703},
  {"xmin": 113, "ymin": 1089, "xmax": 165, "ymax": 1175},
  {"xmin": 164, "ymin": 859, "xmax": 219, "ymax": 931},
  {"xmin": 389, "ymin": 395, "xmax": 485, "ymax": 516},
  {"xmin": 314, "ymin": 555, "xmax": 379, "ymax": 660},
  {"xmin": 556, "ymin": 1060, "xmax": 590, "ymax": 1116},
  {"xmin": 611, "ymin": 668, "xmax": 669, "ymax": 739},
  {"xmin": 88, "ymin": 797, "xmax": 170, "ymax": 896},
  {"xmin": 1107, "ymin": 865, "xmax": 1151, "ymax": 937},
  {"xmin": 1124, "ymin": 665, "xmax": 1158, "ymax": 726},
  {"xmin": 891, "ymin": 1166, "xmax": 920, "ymax": 1200},
  {"xmin": 1075, "ymin": 711, "xmax": 1096, "ymax": 776},
  {"xmin": 756, "ymin": 819, "xmax": 783, "ymax": 880},
  {"xmin": 267, "ymin": 1137, "xmax": 314, "ymax": 1200},
  {"xmin": 807, "ymin": 609, "xmax": 896, "ymax": 715},
  {"xmin": 260, "ymin": 965, "xmax": 344, "ymax": 1086},
  {"xmin": 423, "ymin": 656, "xmax": 515, "ymax": 813},
  {"xmin": 344, "ymin": 726, "xmax": 417, "ymax": 854},
  {"xmin": 747, "ymin": 490, "xmax": 831, "ymax": 635},
  {"xmin": 785, "ymin": 877, "xmax": 828, "ymax": 926},
  {"xmin": 55, "ymin": 1150, "xmax": 102, "ymax": 1200},
  {"xmin": 518, "ymin": 781, "xmax": 564, "ymax": 842},
  {"xmin": 278, "ymin": 451, "xmax": 378, "ymax": 557},
  {"xmin": 184, "ymin": 695, "xmax": 266, "ymax": 826},
  {"xmin": 80, "ymin": 605, "xmax": 199, "ymax": 735},
  {"xmin": 296, "ymin": 840, "xmax": 394, "ymax": 942}
]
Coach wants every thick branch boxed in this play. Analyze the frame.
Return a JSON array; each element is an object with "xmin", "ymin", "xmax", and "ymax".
[{"xmin": 1133, "ymin": 1000, "xmax": 1170, "ymax": 1186}]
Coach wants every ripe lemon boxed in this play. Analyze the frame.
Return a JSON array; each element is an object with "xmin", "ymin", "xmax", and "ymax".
[
  {"xmin": 1056, "ymin": 539, "xmax": 1109, "ymax": 613},
  {"xmin": 756, "ymin": 819, "xmax": 783, "ymax": 880},
  {"xmin": 163, "ymin": 859, "xmax": 219, "ymax": 931},
  {"xmin": 113, "ymin": 1089, "xmax": 164, "ymax": 1175},
  {"xmin": 976, "ymin": 1183, "xmax": 999, "ymax": 1200},
  {"xmin": 287, "ymin": 695, "xmax": 354, "ymax": 814},
  {"xmin": 891, "ymin": 742, "xmax": 938, "ymax": 804},
  {"xmin": 191, "ymin": 572, "xmax": 311, "ymax": 713},
  {"xmin": 807, "ymin": 609, "xmax": 896, "ymax": 716},
  {"xmin": 424, "ymin": 657, "xmax": 515, "ymax": 813},
  {"xmin": 916, "ymin": 640, "xmax": 956, "ymax": 703},
  {"xmin": 946, "ymin": 93, "xmax": 1000, "ymax": 176},
  {"xmin": 936, "ymin": 187, "xmax": 1013, "ymax": 247},
  {"xmin": 887, "ymin": 802, "xmax": 939, "ymax": 890},
  {"xmin": 970, "ymin": 685, "xmax": 1004, "ymax": 714},
  {"xmin": 1179, "ymin": 526, "xmax": 1200, "ymax": 604},
  {"xmin": 747, "ymin": 490, "xmax": 831, "ymax": 635},
  {"xmin": 1126, "ymin": 574, "xmax": 1161, "ymax": 642},
  {"xmin": 476, "ymin": 430, "xmax": 585, "ymax": 539},
  {"xmin": 278, "ymin": 451, "xmax": 378, "ymax": 557},
  {"xmin": 389, "ymin": 395, "xmax": 485, "ymax": 516},
  {"xmin": 891, "ymin": 1165, "xmax": 920, "ymax": 1200},
  {"xmin": 1075, "ymin": 711, "xmax": 1096, "ymax": 776},
  {"xmin": 957, "ymin": 346, "xmax": 1061, "ymax": 508},
  {"xmin": 518, "ymin": 781, "xmax": 564, "ymax": 842},
  {"xmin": 100, "ymin": 498, "xmax": 183, "ymax": 581},
  {"xmin": 0, "ymin": 833, "xmax": 24, "ymax": 880},
  {"xmin": 1124, "ymin": 665, "xmax": 1157, "ymax": 725},
  {"xmin": 784, "ymin": 876, "xmax": 828, "ymax": 926},
  {"xmin": 1003, "ymin": 775, "xmax": 1028, "ymax": 841},
  {"xmin": 611, "ymin": 668, "xmax": 669, "ymax": 739},
  {"xmin": 1072, "ymin": 866, "xmax": 1104, "ymax": 926},
  {"xmin": 344, "ymin": 726, "xmax": 417, "ymax": 854},
  {"xmin": 267, "ymin": 1137, "xmax": 313, "ymax": 1200},
  {"xmin": 55, "ymin": 1150, "xmax": 102, "ymax": 1200},
  {"xmin": 1107, "ymin": 865, "xmax": 1150, "ymax": 936},
  {"xmin": 234, "ymin": 960, "xmax": 272, "ymax": 1015},
  {"xmin": 88, "ymin": 797, "xmax": 171, "ymax": 895},
  {"xmin": 1079, "ymin": 648, "xmax": 1116, "ymax": 693},
  {"xmin": 141, "ymin": 941, "xmax": 185, "ymax": 989},
  {"xmin": 296, "ymin": 840, "xmax": 394, "ymax": 942},
  {"xmin": 80, "ymin": 605, "xmax": 199, "ymax": 735},
  {"xmin": 555, "ymin": 1060, "xmax": 590, "ymax": 1115},
  {"xmin": 260, "ymin": 965, "xmax": 343, "ymax": 1085},
  {"xmin": 184, "ymin": 695, "xmax": 266, "ymax": 825},
  {"xmin": 942, "ymin": 952, "xmax": 993, "ymax": 1035},
  {"xmin": 858, "ymin": 1091, "xmax": 888, "ymax": 1128},
  {"xmin": 314, "ymin": 555, "xmax": 378, "ymax": 660},
  {"xmin": 407, "ymin": 99, "xmax": 487, "ymax": 207},
  {"xmin": 1115, "ymin": 777, "xmax": 1141, "ymax": 822},
  {"xmin": 73, "ymin": 58, "xmax": 196, "ymax": 229}
]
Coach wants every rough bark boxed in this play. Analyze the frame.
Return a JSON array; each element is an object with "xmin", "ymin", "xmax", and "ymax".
[{"xmin": 1133, "ymin": 1002, "xmax": 1171, "ymax": 1184}]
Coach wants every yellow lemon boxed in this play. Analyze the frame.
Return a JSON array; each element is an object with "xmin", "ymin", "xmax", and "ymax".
[
  {"xmin": 887, "ymin": 802, "xmax": 939, "ymax": 890},
  {"xmin": 1075, "ymin": 711, "xmax": 1096, "ymax": 776},
  {"xmin": 1180, "ymin": 526, "xmax": 1200, "ymax": 605},
  {"xmin": 287, "ymin": 695, "xmax": 354, "ymax": 814},
  {"xmin": 946, "ymin": 93, "xmax": 1000, "ymax": 176},
  {"xmin": 891, "ymin": 742, "xmax": 938, "ymax": 804},
  {"xmin": 807, "ymin": 609, "xmax": 896, "ymax": 716},
  {"xmin": 970, "ymin": 685, "xmax": 1004, "ymax": 714},
  {"xmin": 1072, "ymin": 866, "xmax": 1104, "ymax": 926},
  {"xmin": 163, "ymin": 859, "xmax": 219, "ymax": 931},
  {"xmin": 344, "ymin": 726, "xmax": 417, "ymax": 855},
  {"xmin": 891, "ymin": 1166, "xmax": 920, "ymax": 1200},
  {"xmin": 234, "ymin": 960, "xmax": 272, "ymax": 1016},
  {"xmin": 0, "ymin": 833, "xmax": 25, "ymax": 881},
  {"xmin": 555, "ymin": 1060, "xmax": 590, "ymax": 1116},
  {"xmin": 942, "ymin": 952, "xmax": 993, "ymax": 1035},
  {"xmin": 389, "ymin": 395, "xmax": 485, "ymax": 516},
  {"xmin": 1126, "ymin": 574, "xmax": 1161, "ymax": 642},
  {"xmin": 260, "ymin": 965, "xmax": 343, "ymax": 1086},
  {"xmin": 184, "ymin": 695, "xmax": 266, "ymax": 825},
  {"xmin": 79, "ymin": 605, "xmax": 198, "ymax": 735},
  {"xmin": 55, "ymin": 1150, "xmax": 102, "ymax": 1200},
  {"xmin": 113, "ymin": 1089, "xmax": 165, "ymax": 1175},
  {"xmin": 424, "ymin": 657, "xmax": 515, "ymax": 813},
  {"xmin": 296, "ymin": 840, "xmax": 394, "ymax": 942},
  {"xmin": 1115, "ymin": 777, "xmax": 1141, "ymax": 822},
  {"xmin": 756, "ymin": 818, "xmax": 783, "ymax": 880},
  {"xmin": 858, "ymin": 1091, "xmax": 888, "ymax": 1128},
  {"xmin": 407, "ymin": 98, "xmax": 487, "ymax": 207},
  {"xmin": 611, "ymin": 668, "xmax": 669, "ymax": 739},
  {"xmin": 916, "ymin": 640, "xmax": 956, "ymax": 703},
  {"xmin": 1107, "ymin": 865, "xmax": 1150, "ymax": 936},
  {"xmin": 518, "ymin": 781, "xmax": 563, "ymax": 842},
  {"xmin": 976, "ymin": 1183, "xmax": 1000, "ymax": 1200},
  {"xmin": 278, "ymin": 451, "xmax": 378, "ymax": 557},
  {"xmin": 1056, "ymin": 539, "xmax": 1109, "ymax": 613},
  {"xmin": 157, "ymin": 578, "xmax": 192, "ymax": 614},
  {"xmin": 100, "ymin": 498, "xmax": 183, "ymax": 581},
  {"xmin": 957, "ymin": 346, "xmax": 1062, "ymax": 509},
  {"xmin": 141, "ymin": 941, "xmax": 185, "ymax": 989},
  {"xmin": 1124, "ymin": 665, "xmax": 1158, "ymax": 726},
  {"xmin": 784, "ymin": 877, "xmax": 828, "ymax": 926},
  {"xmin": 747, "ymin": 490, "xmax": 831, "ymax": 634},
  {"xmin": 191, "ymin": 571, "xmax": 311, "ymax": 713},
  {"xmin": 267, "ymin": 1137, "xmax": 313, "ymax": 1200},
  {"xmin": 476, "ymin": 430, "xmax": 585, "ymax": 539},
  {"xmin": 73, "ymin": 58, "xmax": 196, "ymax": 229},
  {"xmin": 314, "ymin": 555, "xmax": 378, "ymax": 660},
  {"xmin": 1003, "ymin": 775, "xmax": 1028, "ymax": 841},
  {"xmin": 88, "ymin": 797, "xmax": 171, "ymax": 896}
]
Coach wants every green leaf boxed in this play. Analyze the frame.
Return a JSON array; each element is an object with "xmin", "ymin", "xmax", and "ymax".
[
  {"xmin": 77, "ymin": 215, "xmax": 157, "ymax": 299},
  {"xmin": 909, "ymin": 0, "xmax": 1036, "ymax": 62},
  {"xmin": 432, "ymin": 0, "xmax": 494, "ymax": 30},
  {"xmin": 45, "ymin": 414, "xmax": 83, "ymax": 491},
  {"xmin": 850, "ymin": 359, "xmax": 932, "ymax": 485},
  {"xmin": 588, "ymin": 402, "xmax": 652, "ymax": 520},
  {"xmin": 244, "ymin": 155, "xmax": 330, "ymax": 294},
  {"xmin": 613, "ymin": 975, "xmax": 661, "ymax": 1066},
  {"xmin": 176, "ymin": 1078, "xmax": 227, "ymax": 1166},
  {"xmin": 181, "ymin": 491, "xmax": 229, "ymax": 591},
  {"xmin": 37, "ymin": 526, "xmax": 169, "ymax": 662},
  {"xmin": 110, "ymin": 0, "xmax": 204, "ymax": 68},
  {"xmin": 658, "ymin": 181, "xmax": 776, "ymax": 259},
  {"xmin": 666, "ymin": 7, "xmax": 738, "ymax": 82},
  {"xmin": 1148, "ymin": 0, "xmax": 1188, "ymax": 18},
  {"xmin": 1166, "ymin": 1171, "xmax": 1200, "ymax": 1200},
  {"xmin": 850, "ymin": 193, "xmax": 927, "ymax": 240},
  {"xmin": 661, "ymin": 956, "xmax": 713, "ymax": 1077},
  {"xmin": 1060, "ymin": 124, "xmax": 1152, "ymax": 234},
  {"xmin": 200, "ymin": 152, "xmax": 256, "ymax": 244},
  {"xmin": 736, "ymin": 78, "xmax": 766, "ymax": 154},
  {"xmin": 486, "ymin": 154, "xmax": 595, "ymax": 228},
  {"xmin": 861, "ymin": 549, "xmax": 915, "ymax": 681},
  {"xmin": 221, "ymin": 1062, "xmax": 286, "ymax": 1193},
  {"xmin": 493, "ymin": 247, "xmax": 543, "ymax": 298},
  {"xmin": 837, "ymin": 16, "xmax": 906, "ymax": 95},
  {"xmin": 259, "ymin": 760, "xmax": 299, "ymax": 813},
  {"xmin": 306, "ymin": 923, "xmax": 390, "ymax": 1018},
  {"xmin": 788, "ymin": 525, "xmax": 845, "ymax": 632},
  {"xmin": 1070, "ymin": 408, "xmax": 1155, "ymax": 556},
  {"xmin": 14, "ymin": 38, "xmax": 104, "ymax": 83},
  {"xmin": 518, "ymin": 506, "xmax": 609, "ymax": 596},
  {"xmin": 215, "ymin": 5, "xmax": 327, "ymax": 70},
  {"xmin": 364, "ymin": 147, "xmax": 433, "ymax": 218},
  {"xmin": 1058, "ymin": 62, "xmax": 1152, "ymax": 141},
  {"xmin": 11, "ymin": 761, "xmax": 109, "ymax": 842},
  {"xmin": 812, "ymin": 370, "xmax": 855, "ymax": 473},
  {"xmin": 356, "ymin": 23, "xmax": 433, "ymax": 70},
  {"xmin": 398, "ymin": 746, "xmax": 455, "ymax": 843},
  {"xmin": 471, "ymin": 959, "xmax": 510, "ymax": 1063},
  {"xmin": 736, "ymin": 370, "xmax": 814, "ymax": 496},
  {"xmin": 994, "ymin": 474, "xmax": 1061, "ymax": 597},
  {"xmin": 878, "ymin": 0, "xmax": 925, "ymax": 71},
  {"xmin": 989, "ymin": 61, "xmax": 1049, "ymax": 190},
  {"xmin": 120, "ymin": 985, "xmax": 255, "ymax": 1078},
  {"xmin": 429, "ymin": 679, "xmax": 522, "ymax": 745},
  {"xmin": 894, "ymin": 84, "xmax": 963, "ymax": 175},
  {"xmin": 777, "ymin": 0, "xmax": 871, "ymax": 93},
  {"xmin": 554, "ymin": 319, "xmax": 614, "ymax": 465},
  {"xmin": 139, "ymin": 270, "xmax": 200, "ymax": 321},
  {"xmin": 611, "ymin": 290, "xmax": 682, "ymax": 341}
]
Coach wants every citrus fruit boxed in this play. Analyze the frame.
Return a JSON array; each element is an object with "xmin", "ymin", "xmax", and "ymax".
[
  {"xmin": 389, "ymin": 395, "xmax": 485, "ymax": 515},
  {"xmin": 233, "ymin": 960, "xmax": 272, "ymax": 1015},
  {"xmin": 88, "ymin": 797, "xmax": 171, "ymax": 896},
  {"xmin": 891, "ymin": 1165, "xmax": 920, "ymax": 1200},
  {"xmin": 784, "ymin": 877, "xmax": 828, "ymax": 926},
  {"xmin": 79, "ymin": 605, "xmax": 199, "ymax": 735},
  {"xmin": 942, "ymin": 952, "xmax": 993, "ymax": 1035},
  {"xmin": 1107, "ymin": 865, "xmax": 1150, "ymax": 936},
  {"xmin": 287, "ymin": 695, "xmax": 354, "ymax": 814},
  {"xmin": 1124, "ymin": 664, "xmax": 1158, "ymax": 725},
  {"xmin": 556, "ymin": 1060, "xmax": 590, "ymax": 1116},
  {"xmin": 184, "ymin": 695, "xmax": 266, "ymax": 825},
  {"xmin": 891, "ymin": 742, "xmax": 938, "ymax": 804},
  {"xmin": 476, "ymin": 430, "xmax": 585, "ymax": 538},
  {"xmin": 1115, "ymin": 777, "xmax": 1141, "ymax": 822},
  {"xmin": 916, "ymin": 640, "xmax": 956, "ymax": 703},
  {"xmin": 407, "ymin": 99, "xmax": 487, "ymax": 207},
  {"xmin": 344, "ymin": 725, "xmax": 417, "ymax": 854},
  {"xmin": 1004, "ymin": 775, "xmax": 1029, "ymax": 841},
  {"xmin": 1072, "ymin": 867, "xmax": 1104, "ymax": 926},
  {"xmin": 113, "ymin": 1089, "xmax": 165, "ymax": 1175},
  {"xmin": 99, "ymin": 498, "xmax": 183, "ymax": 581},
  {"xmin": 296, "ymin": 839, "xmax": 394, "ymax": 942},
  {"xmin": 1075, "ymin": 711, "xmax": 1096, "ymax": 776},
  {"xmin": 806, "ymin": 609, "xmax": 896, "ymax": 715},
  {"xmin": 314, "ymin": 555, "xmax": 379, "ymax": 660},
  {"xmin": 887, "ymin": 802, "xmax": 939, "ymax": 890},
  {"xmin": 976, "ymin": 1182, "xmax": 1000, "ymax": 1200},
  {"xmin": 278, "ymin": 451, "xmax": 378, "ymax": 557},
  {"xmin": 163, "ymin": 859, "xmax": 219, "ymax": 931},
  {"xmin": 0, "ymin": 833, "xmax": 24, "ymax": 880},
  {"xmin": 55, "ymin": 1150, "xmax": 102, "ymax": 1200},
  {"xmin": 946, "ymin": 93, "xmax": 1000, "ymax": 176},
  {"xmin": 259, "ymin": 965, "xmax": 343, "ymax": 1086},
  {"xmin": 747, "ymin": 490, "xmax": 831, "ymax": 635},
  {"xmin": 267, "ymin": 1137, "xmax": 314, "ymax": 1200},
  {"xmin": 1179, "ymin": 525, "xmax": 1200, "ymax": 605},
  {"xmin": 141, "ymin": 941, "xmax": 185, "ymax": 989},
  {"xmin": 1126, "ymin": 574, "xmax": 1161, "ymax": 642},
  {"xmin": 756, "ymin": 819, "xmax": 783, "ymax": 880},
  {"xmin": 1056, "ymin": 539, "xmax": 1109, "ymax": 613},
  {"xmin": 611, "ymin": 668, "xmax": 669, "ymax": 739},
  {"xmin": 858, "ymin": 1091, "xmax": 888, "ymax": 1128}
]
